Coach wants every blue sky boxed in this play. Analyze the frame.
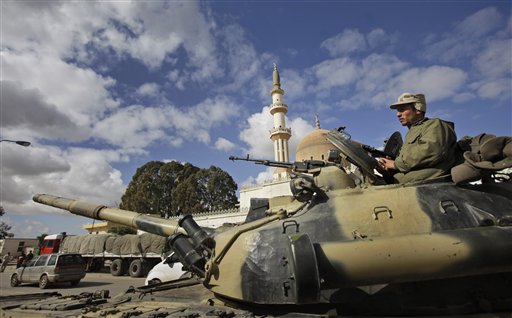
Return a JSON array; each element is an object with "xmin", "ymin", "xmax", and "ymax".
[{"xmin": 1, "ymin": 1, "xmax": 511, "ymax": 238}]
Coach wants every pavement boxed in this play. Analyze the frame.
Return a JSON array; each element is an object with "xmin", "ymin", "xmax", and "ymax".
[{"xmin": 0, "ymin": 264, "xmax": 147, "ymax": 298}]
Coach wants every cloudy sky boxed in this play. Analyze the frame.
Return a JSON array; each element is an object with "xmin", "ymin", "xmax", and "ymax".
[{"xmin": 1, "ymin": 1, "xmax": 511, "ymax": 238}]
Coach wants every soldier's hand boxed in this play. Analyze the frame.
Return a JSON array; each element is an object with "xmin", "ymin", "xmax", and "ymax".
[{"xmin": 378, "ymin": 157, "xmax": 395, "ymax": 171}]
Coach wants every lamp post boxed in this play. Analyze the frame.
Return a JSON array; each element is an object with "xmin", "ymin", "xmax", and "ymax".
[{"xmin": 0, "ymin": 139, "xmax": 31, "ymax": 147}]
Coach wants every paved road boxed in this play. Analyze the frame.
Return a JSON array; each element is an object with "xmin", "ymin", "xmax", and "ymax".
[{"xmin": 0, "ymin": 265, "xmax": 146, "ymax": 298}]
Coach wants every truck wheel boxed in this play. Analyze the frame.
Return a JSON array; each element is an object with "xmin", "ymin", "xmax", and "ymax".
[
  {"xmin": 110, "ymin": 259, "xmax": 127, "ymax": 276},
  {"xmin": 10, "ymin": 274, "xmax": 20, "ymax": 287},
  {"xmin": 39, "ymin": 274, "xmax": 49, "ymax": 289},
  {"xmin": 129, "ymin": 259, "xmax": 145, "ymax": 277}
]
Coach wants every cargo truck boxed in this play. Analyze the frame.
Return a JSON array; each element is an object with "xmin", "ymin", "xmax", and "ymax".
[{"xmin": 40, "ymin": 232, "xmax": 165, "ymax": 277}]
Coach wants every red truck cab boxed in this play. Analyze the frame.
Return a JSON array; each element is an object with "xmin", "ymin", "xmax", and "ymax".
[{"xmin": 40, "ymin": 233, "xmax": 65, "ymax": 255}]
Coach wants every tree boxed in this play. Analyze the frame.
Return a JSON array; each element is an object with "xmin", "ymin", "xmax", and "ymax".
[
  {"xmin": 160, "ymin": 162, "xmax": 200, "ymax": 216},
  {"xmin": 120, "ymin": 161, "xmax": 165, "ymax": 215},
  {"xmin": 172, "ymin": 173, "xmax": 202, "ymax": 215},
  {"xmin": 195, "ymin": 166, "xmax": 238, "ymax": 211},
  {"xmin": 120, "ymin": 161, "xmax": 238, "ymax": 217},
  {"xmin": 0, "ymin": 206, "xmax": 14, "ymax": 239}
]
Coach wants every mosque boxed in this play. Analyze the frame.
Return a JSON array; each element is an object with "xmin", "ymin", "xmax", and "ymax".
[{"xmin": 238, "ymin": 64, "xmax": 334, "ymax": 209}]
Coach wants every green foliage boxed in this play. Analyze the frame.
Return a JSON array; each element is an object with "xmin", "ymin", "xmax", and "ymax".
[
  {"xmin": 120, "ymin": 161, "xmax": 238, "ymax": 217},
  {"xmin": 120, "ymin": 161, "xmax": 165, "ymax": 215},
  {"xmin": 108, "ymin": 226, "xmax": 137, "ymax": 235},
  {"xmin": 0, "ymin": 206, "xmax": 14, "ymax": 239},
  {"xmin": 196, "ymin": 166, "xmax": 239, "ymax": 211}
]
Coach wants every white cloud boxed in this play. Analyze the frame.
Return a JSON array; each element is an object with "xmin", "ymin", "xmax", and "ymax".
[
  {"xmin": 1, "ymin": 145, "xmax": 126, "ymax": 216},
  {"xmin": 215, "ymin": 138, "xmax": 236, "ymax": 152},
  {"xmin": 239, "ymin": 107, "xmax": 274, "ymax": 158},
  {"xmin": 391, "ymin": 66, "xmax": 467, "ymax": 102},
  {"xmin": 474, "ymin": 78, "xmax": 511, "ymax": 100},
  {"xmin": 2, "ymin": 2, "xmax": 109, "ymax": 59},
  {"xmin": 1, "ymin": 52, "xmax": 119, "ymax": 129},
  {"xmin": 93, "ymin": 1, "xmax": 220, "ymax": 77},
  {"xmin": 1, "ymin": 144, "xmax": 70, "ymax": 178},
  {"xmin": 321, "ymin": 29, "xmax": 367, "ymax": 56},
  {"xmin": 309, "ymin": 7, "xmax": 508, "ymax": 111},
  {"xmin": 0, "ymin": 81, "xmax": 84, "ymax": 142},
  {"xmin": 254, "ymin": 167, "xmax": 275, "ymax": 184},
  {"xmin": 2, "ymin": 1, "xmax": 221, "ymax": 88},
  {"xmin": 218, "ymin": 24, "xmax": 270, "ymax": 92},
  {"xmin": 422, "ymin": 7, "xmax": 506, "ymax": 64},
  {"xmin": 420, "ymin": 7, "xmax": 510, "ymax": 104},
  {"xmin": 306, "ymin": 51, "xmax": 467, "ymax": 111},
  {"xmin": 321, "ymin": 28, "xmax": 397, "ymax": 57},
  {"xmin": 102, "ymin": 1, "xmax": 221, "ymax": 78},
  {"xmin": 452, "ymin": 92, "xmax": 475, "ymax": 103},
  {"xmin": 9, "ymin": 219, "xmax": 51, "ymax": 239},
  {"xmin": 179, "ymin": 96, "xmax": 241, "ymax": 143},
  {"xmin": 311, "ymin": 57, "xmax": 360, "ymax": 92},
  {"xmin": 278, "ymin": 69, "xmax": 308, "ymax": 103},
  {"xmin": 287, "ymin": 117, "xmax": 316, "ymax": 161},
  {"xmin": 136, "ymin": 83, "xmax": 160, "ymax": 97},
  {"xmin": 470, "ymin": 38, "xmax": 511, "ymax": 101},
  {"xmin": 93, "ymin": 95, "xmax": 240, "ymax": 149},
  {"xmin": 238, "ymin": 107, "xmax": 315, "ymax": 161},
  {"xmin": 355, "ymin": 54, "xmax": 409, "ymax": 104},
  {"xmin": 240, "ymin": 167, "xmax": 275, "ymax": 187},
  {"xmin": 167, "ymin": 70, "xmax": 187, "ymax": 90},
  {"xmin": 473, "ymin": 39, "xmax": 511, "ymax": 79},
  {"xmin": 93, "ymin": 105, "xmax": 169, "ymax": 149},
  {"xmin": 368, "ymin": 67, "xmax": 464, "ymax": 109},
  {"xmin": 455, "ymin": 6, "xmax": 503, "ymax": 38},
  {"xmin": 367, "ymin": 28, "xmax": 391, "ymax": 49}
]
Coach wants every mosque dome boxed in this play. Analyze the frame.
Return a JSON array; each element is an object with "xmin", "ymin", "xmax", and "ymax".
[{"xmin": 295, "ymin": 128, "xmax": 333, "ymax": 162}]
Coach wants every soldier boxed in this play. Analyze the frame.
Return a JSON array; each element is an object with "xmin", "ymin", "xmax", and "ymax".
[{"xmin": 378, "ymin": 93, "xmax": 458, "ymax": 184}]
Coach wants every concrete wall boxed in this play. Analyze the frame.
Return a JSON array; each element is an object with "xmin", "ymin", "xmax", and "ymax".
[{"xmin": 0, "ymin": 238, "xmax": 39, "ymax": 257}]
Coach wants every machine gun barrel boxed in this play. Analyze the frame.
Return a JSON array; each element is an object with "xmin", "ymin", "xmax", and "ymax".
[
  {"xmin": 229, "ymin": 155, "xmax": 333, "ymax": 172},
  {"xmin": 33, "ymin": 194, "xmax": 186, "ymax": 237},
  {"xmin": 361, "ymin": 144, "xmax": 396, "ymax": 159},
  {"xmin": 229, "ymin": 155, "xmax": 294, "ymax": 169}
]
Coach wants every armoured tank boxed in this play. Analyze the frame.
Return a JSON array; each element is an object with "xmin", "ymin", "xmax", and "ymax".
[{"xmin": 2, "ymin": 129, "xmax": 512, "ymax": 317}]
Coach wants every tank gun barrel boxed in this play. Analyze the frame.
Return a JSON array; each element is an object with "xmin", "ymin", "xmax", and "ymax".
[{"xmin": 33, "ymin": 194, "xmax": 186, "ymax": 237}]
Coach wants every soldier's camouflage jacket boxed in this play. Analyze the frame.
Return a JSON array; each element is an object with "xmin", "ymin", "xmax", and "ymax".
[{"xmin": 394, "ymin": 117, "xmax": 458, "ymax": 183}]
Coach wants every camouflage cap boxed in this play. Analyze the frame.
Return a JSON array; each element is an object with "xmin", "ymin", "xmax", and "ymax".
[{"xmin": 390, "ymin": 93, "xmax": 426, "ymax": 112}]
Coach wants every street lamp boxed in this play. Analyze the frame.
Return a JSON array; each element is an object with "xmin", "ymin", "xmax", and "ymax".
[{"xmin": 0, "ymin": 139, "xmax": 31, "ymax": 147}]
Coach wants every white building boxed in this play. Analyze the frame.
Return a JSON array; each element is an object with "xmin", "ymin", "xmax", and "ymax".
[{"xmin": 0, "ymin": 238, "xmax": 39, "ymax": 257}]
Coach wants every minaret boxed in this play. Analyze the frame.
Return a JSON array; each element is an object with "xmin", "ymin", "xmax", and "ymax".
[{"xmin": 269, "ymin": 64, "xmax": 291, "ymax": 162}]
